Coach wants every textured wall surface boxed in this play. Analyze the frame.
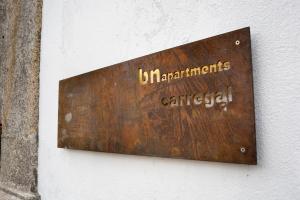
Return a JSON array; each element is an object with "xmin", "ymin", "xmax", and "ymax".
[
  {"xmin": 0, "ymin": 0, "xmax": 42, "ymax": 199},
  {"xmin": 39, "ymin": 0, "xmax": 300, "ymax": 199}
]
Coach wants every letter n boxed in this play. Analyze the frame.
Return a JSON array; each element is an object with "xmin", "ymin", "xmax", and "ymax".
[{"xmin": 150, "ymin": 69, "xmax": 161, "ymax": 84}]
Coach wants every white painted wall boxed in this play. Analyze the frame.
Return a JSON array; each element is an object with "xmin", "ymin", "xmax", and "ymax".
[{"xmin": 39, "ymin": 0, "xmax": 300, "ymax": 199}]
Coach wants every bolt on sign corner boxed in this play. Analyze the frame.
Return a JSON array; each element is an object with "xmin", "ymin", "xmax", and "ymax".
[{"xmin": 58, "ymin": 27, "xmax": 256, "ymax": 165}]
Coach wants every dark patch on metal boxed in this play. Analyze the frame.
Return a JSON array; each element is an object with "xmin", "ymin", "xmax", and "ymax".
[{"xmin": 58, "ymin": 27, "xmax": 256, "ymax": 164}]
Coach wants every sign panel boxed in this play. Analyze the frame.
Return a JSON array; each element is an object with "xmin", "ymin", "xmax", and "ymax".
[{"xmin": 58, "ymin": 27, "xmax": 256, "ymax": 164}]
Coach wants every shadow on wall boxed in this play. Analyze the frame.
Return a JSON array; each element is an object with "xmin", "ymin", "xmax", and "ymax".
[{"xmin": 250, "ymin": 32, "xmax": 263, "ymax": 166}]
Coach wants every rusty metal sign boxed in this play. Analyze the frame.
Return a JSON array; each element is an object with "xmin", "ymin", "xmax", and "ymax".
[{"xmin": 58, "ymin": 27, "xmax": 256, "ymax": 164}]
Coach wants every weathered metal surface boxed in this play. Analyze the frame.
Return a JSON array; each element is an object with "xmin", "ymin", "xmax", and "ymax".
[{"xmin": 58, "ymin": 27, "xmax": 256, "ymax": 164}]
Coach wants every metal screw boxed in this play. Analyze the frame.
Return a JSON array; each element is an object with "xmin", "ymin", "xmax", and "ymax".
[
  {"xmin": 240, "ymin": 147, "xmax": 246, "ymax": 153},
  {"xmin": 235, "ymin": 40, "xmax": 240, "ymax": 46}
]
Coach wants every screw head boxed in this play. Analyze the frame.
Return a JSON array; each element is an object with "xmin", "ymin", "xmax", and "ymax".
[
  {"xmin": 235, "ymin": 40, "xmax": 240, "ymax": 45},
  {"xmin": 240, "ymin": 147, "xmax": 246, "ymax": 153}
]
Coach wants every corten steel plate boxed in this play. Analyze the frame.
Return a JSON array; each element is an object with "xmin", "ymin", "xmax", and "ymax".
[{"xmin": 58, "ymin": 27, "xmax": 256, "ymax": 164}]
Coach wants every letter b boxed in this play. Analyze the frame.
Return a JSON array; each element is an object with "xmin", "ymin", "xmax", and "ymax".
[{"xmin": 139, "ymin": 68, "xmax": 148, "ymax": 85}]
